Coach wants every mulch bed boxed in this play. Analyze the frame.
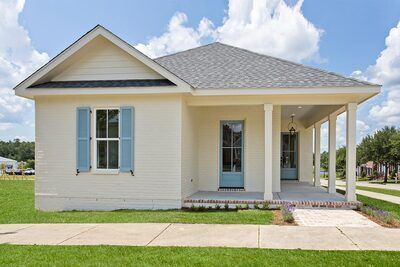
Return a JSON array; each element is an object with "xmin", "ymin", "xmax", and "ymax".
[{"xmin": 272, "ymin": 210, "xmax": 297, "ymax": 226}]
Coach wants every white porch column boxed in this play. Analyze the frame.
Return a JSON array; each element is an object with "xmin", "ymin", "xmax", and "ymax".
[
  {"xmin": 314, "ymin": 122, "xmax": 322, "ymax": 187},
  {"xmin": 264, "ymin": 104, "xmax": 273, "ymax": 200},
  {"xmin": 328, "ymin": 113, "xmax": 337, "ymax": 194},
  {"xmin": 346, "ymin": 103, "xmax": 357, "ymax": 201}
]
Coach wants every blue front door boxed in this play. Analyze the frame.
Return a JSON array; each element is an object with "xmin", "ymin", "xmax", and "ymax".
[
  {"xmin": 220, "ymin": 121, "xmax": 244, "ymax": 188},
  {"xmin": 281, "ymin": 132, "xmax": 298, "ymax": 180}
]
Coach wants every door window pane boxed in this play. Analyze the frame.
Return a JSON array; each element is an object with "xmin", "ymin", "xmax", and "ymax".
[
  {"xmin": 222, "ymin": 148, "xmax": 232, "ymax": 172},
  {"xmin": 222, "ymin": 124, "xmax": 232, "ymax": 147},
  {"xmin": 281, "ymin": 133, "xmax": 297, "ymax": 169},
  {"xmin": 232, "ymin": 148, "xmax": 242, "ymax": 172},
  {"xmin": 96, "ymin": 110, "xmax": 107, "ymax": 138},
  {"xmin": 108, "ymin": 110, "xmax": 119, "ymax": 138},
  {"xmin": 290, "ymin": 150, "xmax": 296, "ymax": 168},
  {"xmin": 232, "ymin": 123, "xmax": 242, "ymax": 147},
  {"xmin": 97, "ymin": 141, "xmax": 107, "ymax": 169},
  {"xmin": 282, "ymin": 134, "xmax": 289, "ymax": 151},
  {"xmin": 290, "ymin": 134, "xmax": 296, "ymax": 151},
  {"xmin": 108, "ymin": 141, "xmax": 119, "ymax": 169},
  {"xmin": 282, "ymin": 151, "xmax": 290, "ymax": 168}
]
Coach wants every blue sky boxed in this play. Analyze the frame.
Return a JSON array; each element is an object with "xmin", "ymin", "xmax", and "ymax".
[{"xmin": 1, "ymin": 0, "xmax": 400, "ymax": 152}]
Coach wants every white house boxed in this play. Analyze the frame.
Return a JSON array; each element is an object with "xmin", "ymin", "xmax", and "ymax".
[
  {"xmin": 14, "ymin": 25, "xmax": 380, "ymax": 211},
  {"xmin": 0, "ymin": 156, "xmax": 18, "ymax": 173}
]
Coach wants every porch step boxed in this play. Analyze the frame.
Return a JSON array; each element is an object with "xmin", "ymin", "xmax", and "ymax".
[{"xmin": 183, "ymin": 199, "xmax": 361, "ymax": 209}]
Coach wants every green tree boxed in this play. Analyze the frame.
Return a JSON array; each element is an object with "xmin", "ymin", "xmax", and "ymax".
[
  {"xmin": 0, "ymin": 139, "xmax": 34, "ymax": 162},
  {"xmin": 320, "ymin": 151, "xmax": 328, "ymax": 177},
  {"xmin": 336, "ymin": 146, "xmax": 346, "ymax": 178},
  {"xmin": 389, "ymin": 131, "xmax": 400, "ymax": 179},
  {"xmin": 26, "ymin": 159, "xmax": 35, "ymax": 169},
  {"xmin": 357, "ymin": 127, "xmax": 400, "ymax": 182},
  {"xmin": 373, "ymin": 126, "xmax": 398, "ymax": 182},
  {"xmin": 357, "ymin": 135, "xmax": 374, "ymax": 165}
]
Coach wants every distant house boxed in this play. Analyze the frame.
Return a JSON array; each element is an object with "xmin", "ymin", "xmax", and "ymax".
[
  {"xmin": 0, "ymin": 156, "xmax": 18, "ymax": 173},
  {"xmin": 14, "ymin": 25, "xmax": 381, "ymax": 211},
  {"xmin": 358, "ymin": 161, "xmax": 374, "ymax": 177}
]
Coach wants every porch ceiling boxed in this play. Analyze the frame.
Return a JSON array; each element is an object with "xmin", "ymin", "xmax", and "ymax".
[{"xmin": 282, "ymin": 105, "xmax": 342, "ymax": 128}]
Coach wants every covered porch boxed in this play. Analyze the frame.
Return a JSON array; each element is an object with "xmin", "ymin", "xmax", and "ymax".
[
  {"xmin": 183, "ymin": 181, "xmax": 353, "ymax": 208},
  {"xmin": 181, "ymin": 91, "xmax": 373, "ymax": 206}
]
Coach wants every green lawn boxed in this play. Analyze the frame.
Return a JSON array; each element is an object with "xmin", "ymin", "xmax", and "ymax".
[
  {"xmin": 370, "ymin": 180, "xmax": 400, "ymax": 184},
  {"xmin": 336, "ymin": 188, "xmax": 400, "ymax": 219},
  {"xmin": 1, "ymin": 245, "xmax": 399, "ymax": 267},
  {"xmin": 0, "ymin": 180, "xmax": 273, "ymax": 224},
  {"xmin": 356, "ymin": 194, "xmax": 400, "ymax": 219},
  {"xmin": 355, "ymin": 186, "xmax": 400, "ymax": 198}
]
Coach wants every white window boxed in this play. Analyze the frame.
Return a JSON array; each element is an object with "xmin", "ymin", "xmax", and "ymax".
[{"xmin": 95, "ymin": 108, "xmax": 119, "ymax": 170}]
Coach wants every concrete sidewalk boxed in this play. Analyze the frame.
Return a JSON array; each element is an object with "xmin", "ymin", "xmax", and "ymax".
[
  {"xmin": 1, "ymin": 223, "xmax": 400, "ymax": 250},
  {"xmin": 321, "ymin": 180, "xmax": 400, "ymax": 204}
]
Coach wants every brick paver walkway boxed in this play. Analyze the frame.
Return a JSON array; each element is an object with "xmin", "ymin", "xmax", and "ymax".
[{"xmin": 293, "ymin": 208, "xmax": 380, "ymax": 227}]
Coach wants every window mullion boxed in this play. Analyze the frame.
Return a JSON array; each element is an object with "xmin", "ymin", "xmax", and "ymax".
[
  {"xmin": 231, "ymin": 125, "xmax": 233, "ymax": 171},
  {"xmin": 106, "ymin": 110, "xmax": 109, "ymax": 169}
]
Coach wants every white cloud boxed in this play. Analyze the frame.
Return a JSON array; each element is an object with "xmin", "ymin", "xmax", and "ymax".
[
  {"xmin": 369, "ymin": 89, "xmax": 400, "ymax": 124},
  {"xmin": 216, "ymin": 0, "xmax": 322, "ymax": 62},
  {"xmin": 0, "ymin": 0, "xmax": 49, "ymax": 140},
  {"xmin": 135, "ymin": 12, "xmax": 215, "ymax": 58},
  {"xmin": 352, "ymin": 21, "xmax": 400, "ymax": 126},
  {"xmin": 0, "ymin": 123, "xmax": 13, "ymax": 131},
  {"xmin": 135, "ymin": 0, "xmax": 322, "ymax": 62}
]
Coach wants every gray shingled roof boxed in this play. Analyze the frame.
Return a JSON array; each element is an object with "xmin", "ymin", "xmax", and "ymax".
[
  {"xmin": 29, "ymin": 79, "xmax": 175, "ymax": 88},
  {"xmin": 155, "ymin": 42, "xmax": 375, "ymax": 89}
]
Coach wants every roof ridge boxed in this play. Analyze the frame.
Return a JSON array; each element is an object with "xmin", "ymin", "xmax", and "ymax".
[
  {"xmin": 154, "ymin": 42, "xmax": 220, "ymax": 60},
  {"xmin": 214, "ymin": 42, "xmax": 379, "ymax": 87}
]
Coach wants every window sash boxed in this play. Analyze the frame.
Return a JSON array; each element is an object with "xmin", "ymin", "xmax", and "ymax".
[{"xmin": 95, "ymin": 108, "xmax": 120, "ymax": 170}]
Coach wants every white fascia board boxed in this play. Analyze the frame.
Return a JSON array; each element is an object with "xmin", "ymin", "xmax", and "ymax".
[
  {"xmin": 16, "ymin": 86, "xmax": 189, "ymax": 99},
  {"xmin": 191, "ymin": 86, "xmax": 381, "ymax": 96}
]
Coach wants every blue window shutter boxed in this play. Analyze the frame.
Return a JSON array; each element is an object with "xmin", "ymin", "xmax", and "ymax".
[
  {"xmin": 120, "ymin": 106, "xmax": 134, "ymax": 172},
  {"xmin": 76, "ymin": 107, "xmax": 91, "ymax": 172}
]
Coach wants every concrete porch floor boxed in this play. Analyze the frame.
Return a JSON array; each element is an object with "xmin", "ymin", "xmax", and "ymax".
[
  {"xmin": 187, "ymin": 181, "xmax": 345, "ymax": 202},
  {"xmin": 274, "ymin": 181, "xmax": 345, "ymax": 202},
  {"xmin": 184, "ymin": 181, "xmax": 354, "ymax": 207}
]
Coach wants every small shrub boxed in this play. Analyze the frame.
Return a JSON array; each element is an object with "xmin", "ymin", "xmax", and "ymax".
[
  {"xmin": 361, "ymin": 205, "xmax": 395, "ymax": 225},
  {"xmin": 361, "ymin": 171, "xmax": 366, "ymax": 178},
  {"xmin": 261, "ymin": 202, "xmax": 269, "ymax": 210},
  {"xmin": 242, "ymin": 203, "xmax": 249, "ymax": 210},
  {"xmin": 280, "ymin": 203, "xmax": 295, "ymax": 223},
  {"xmin": 197, "ymin": 205, "xmax": 206, "ymax": 212},
  {"xmin": 215, "ymin": 204, "xmax": 221, "ymax": 210},
  {"xmin": 235, "ymin": 204, "xmax": 241, "ymax": 210},
  {"xmin": 390, "ymin": 170, "xmax": 397, "ymax": 179},
  {"xmin": 224, "ymin": 203, "xmax": 229, "ymax": 210}
]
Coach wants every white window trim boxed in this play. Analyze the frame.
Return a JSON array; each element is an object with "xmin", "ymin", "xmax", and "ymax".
[{"xmin": 93, "ymin": 107, "xmax": 120, "ymax": 173}]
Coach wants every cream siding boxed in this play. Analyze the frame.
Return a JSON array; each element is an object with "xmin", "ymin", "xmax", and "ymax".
[
  {"xmin": 181, "ymin": 101, "xmax": 198, "ymax": 198},
  {"xmin": 35, "ymin": 95, "xmax": 182, "ymax": 211},
  {"xmin": 52, "ymin": 37, "xmax": 163, "ymax": 81},
  {"xmin": 197, "ymin": 106, "xmax": 264, "ymax": 192}
]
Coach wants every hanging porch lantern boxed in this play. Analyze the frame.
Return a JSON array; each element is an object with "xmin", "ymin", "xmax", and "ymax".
[{"xmin": 288, "ymin": 114, "xmax": 297, "ymax": 135}]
